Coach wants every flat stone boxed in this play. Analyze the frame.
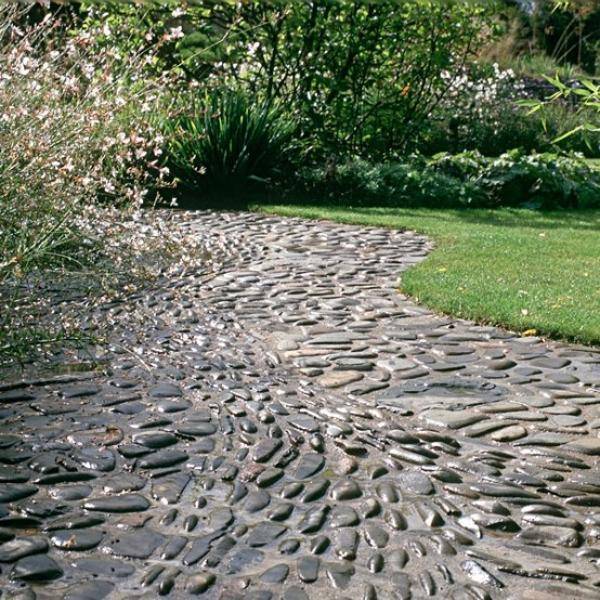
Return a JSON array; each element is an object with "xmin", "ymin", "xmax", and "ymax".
[
  {"xmin": 62, "ymin": 581, "xmax": 114, "ymax": 599},
  {"xmin": 421, "ymin": 409, "xmax": 486, "ymax": 430},
  {"xmin": 309, "ymin": 332, "xmax": 367, "ymax": 345},
  {"xmin": 44, "ymin": 513, "xmax": 104, "ymax": 531},
  {"xmin": 83, "ymin": 494, "xmax": 150, "ymax": 513},
  {"xmin": 149, "ymin": 383, "xmax": 182, "ymax": 398},
  {"xmin": 0, "ymin": 536, "xmax": 48, "ymax": 562},
  {"xmin": 187, "ymin": 572, "xmax": 216, "ymax": 594},
  {"xmin": 491, "ymin": 425, "xmax": 528, "ymax": 441},
  {"xmin": 50, "ymin": 484, "xmax": 93, "ymax": 501},
  {"xmin": 102, "ymin": 474, "xmax": 146, "ymax": 494},
  {"xmin": 333, "ymin": 358, "xmax": 374, "ymax": 371},
  {"xmin": 330, "ymin": 478, "xmax": 362, "ymax": 501},
  {"xmin": 530, "ymin": 357, "xmax": 571, "ymax": 369},
  {"xmin": 461, "ymin": 559, "xmax": 504, "ymax": 588},
  {"xmin": 177, "ymin": 422, "xmax": 217, "ymax": 436},
  {"xmin": 138, "ymin": 449, "xmax": 188, "ymax": 469},
  {"xmin": 261, "ymin": 564, "xmax": 289, "ymax": 583},
  {"xmin": 73, "ymin": 448, "xmax": 115, "ymax": 472},
  {"xmin": 256, "ymin": 467, "xmax": 284, "ymax": 488},
  {"xmin": 297, "ymin": 555, "xmax": 319, "ymax": 582},
  {"xmin": 294, "ymin": 454, "xmax": 325, "ymax": 480},
  {"xmin": 244, "ymin": 490, "xmax": 270, "ymax": 512},
  {"xmin": 151, "ymin": 472, "xmax": 190, "ymax": 504},
  {"xmin": 330, "ymin": 506, "xmax": 360, "ymax": 528},
  {"xmin": 51, "ymin": 529, "xmax": 103, "ymax": 551},
  {"xmin": 398, "ymin": 471, "xmax": 434, "ymax": 495},
  {"xmin": 12, "ymin": 554, "xmax": 63, "ymax": 581},
  {"xmin": 363, "ymin": 522, "xmax": 389, "ymax": 548},
  {"xmin": 71, "ymin": 558, "xmax": 135, "ymax": 578},
  {"xmin": 252, "ymin": 439, "xmax": 282, "ymax": 463},
  {"xmin": 377, "ymin": 358, "xmax": 418, "ymax": 372},
  {"xmin": 105, "ymin": 529, "xmax": 165, "ymax": 558},
  {"xmin": 317, "ymin": 371, "xmax": 363, "ymax": 388},
  {"xmin": 62, "ymin": 385, "xmax": 100, "ymax": 398},
  {"xmin": 565, "ymin": 437, "xmax": 600, "ymax": 455},
  {"xmin": 226, "ymin": 547, "xmax": 264, "ymax": 573},
  {"xmin": 247, "ymin": 523, "xmax": 286, "ymax": 547},
  {"xmin": 287, "ymin": 415, "xmax": 320, "ymax": 433},
  {"xmin": 518, "ymin": 526, "xmax": 582, "ymax": 548},
  {"xmin": 515, "ymin": 433, "xmax": 572, "ymax": 447},
  {"xmin": 326, "ymin": 560, "xmax": 355, "ymax": 588},
  {"xmin": 0, "ymin": 484, "xmax": 38, "ymax": 503},
  {"xmin": 132, "ymin": 431, "xmax": 178, "ymax": 448},
  {"xmin": 0, "ymin": 390, "xmax": 35, "ymax": 403}
]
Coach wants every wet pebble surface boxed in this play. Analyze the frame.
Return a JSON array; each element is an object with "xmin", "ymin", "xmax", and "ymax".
[{"xmin": 0, "ymin": 211, "xmax": 599, "ymax": 598}]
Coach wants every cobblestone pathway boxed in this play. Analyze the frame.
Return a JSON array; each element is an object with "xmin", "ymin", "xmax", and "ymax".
[{"xmin": 1, "ymin": 211, "xmax": 599, "ymax": 599}]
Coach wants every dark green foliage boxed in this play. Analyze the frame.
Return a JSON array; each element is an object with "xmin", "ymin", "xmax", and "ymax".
[
  {"xmin": 496, "ymin": 0, "xmax": 600, "ymax": 75},
  {"xmin": 538, "ymin": 2, "xmax": 600, "ymax": 74},
  {"xmin": 295, "ymin": 158, "xmax": 484, "ymax": 208},
  {"xmin": 431, "ymin": 150, "xmax": 600, "ymax": 208},
  {"xmin": 78, "ymin": 1, "xmax": 492, "ymax": 160},
  {"xmin": 418, "ymin": 102, "xmax": 600, "ymax": 158},
  {"xmin": 162, "ymin": 90, "xmax": 297, "ymax": 197},
  {"xmin": 218, "ymin": 1, "xmax": 491, "ymax": 159},
  {"xmin": 295, "ymin": 151, "xmax": 600, "ymax": 210}
]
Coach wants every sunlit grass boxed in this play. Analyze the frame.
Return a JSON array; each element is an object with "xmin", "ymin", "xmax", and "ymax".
[{"xmin": 255, "ymin": 204, "xmax": 600, "ymax": 346}]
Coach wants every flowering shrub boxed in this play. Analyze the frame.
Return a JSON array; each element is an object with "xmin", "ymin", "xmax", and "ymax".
[
  {"xmin": 441, "ymin": 63, "xmax": 525, "ymax": 138},
  {"xmin": 162, "ymin": 1, "xmax": 494, "ymax": 159},
  {"xmin": 419, "ymin": 62, "xmax": 600, "ymax": 157},
  {"xmin": 442, "ymin": 63, "xmax": 524, "ymax": 123},
  {"xmin": 0, "ymin": 6, "xmax": 204, "ymax": 363},
  {"xmin": 419, "ymin": 63, "xmax": 536, "ymax": 155}
]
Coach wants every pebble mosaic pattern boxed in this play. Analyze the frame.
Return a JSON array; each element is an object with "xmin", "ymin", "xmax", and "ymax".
[{"xmin": 0, "ymin": 211, "xmax": 599, "ymax": 599}]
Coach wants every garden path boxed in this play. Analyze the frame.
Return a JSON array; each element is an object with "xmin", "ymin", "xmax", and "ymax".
[{"xmin": 1, "ymin": 211, "xmax": 599, "ymax": 599}]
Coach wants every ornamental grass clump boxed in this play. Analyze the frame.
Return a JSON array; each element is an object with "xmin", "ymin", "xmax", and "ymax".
[
  {"xmin": 0, "ymin": 6, "xmax": 198, "ymax": 364},
  {"xmin": 162, "ymin": 89, "xmax": 297, "ymax": 198}
]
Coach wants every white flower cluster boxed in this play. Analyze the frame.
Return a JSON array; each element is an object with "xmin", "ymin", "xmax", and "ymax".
[
  {"xmin": 439, "ymin": 63, "xmax": 525, "ymax": 125},
  {"xmin": 0, "ymin": 6, "xmax": 201, "ymax": 307}
]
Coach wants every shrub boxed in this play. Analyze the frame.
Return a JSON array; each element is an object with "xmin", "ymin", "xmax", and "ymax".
[
  {"xmin": 162, "ymin": 90, "xmax": 297, "ymax": 197},
  {"xmin": 419, "ymin": 63, "xmax": 600, "ymax": 157},
  {"xmin": 294, "ymin": 151, "xmax": 600, "ymax": 210},
  {"xmin": 522, "ymin": 75, "xmax": 600, "ymax": 153},
  {"xmin": 267, "ymin": 2, "xmax": 490, "ymax": 158},
  {"xmin": 143, "ymin": 1, "xmax": 494, "ymax": 159},
  {"xmin": 430, "ymin": 150, "xmax": 600, "ymax": 208},
  {"xmin": 295, "ymin": 157, "xmax": 484, "ymax": 208},
  {"xmin": 418, "ymin": 63, "xmax": 531, "ymax": 156},
  {"xmin": 0, "ymin": 6, "xmax": 190, "ymax": 362}
]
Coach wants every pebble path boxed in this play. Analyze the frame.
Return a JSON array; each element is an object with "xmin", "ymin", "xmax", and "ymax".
[{"xmin": 0, "ymin": 211, "xmax": 599, "ymax": 599}]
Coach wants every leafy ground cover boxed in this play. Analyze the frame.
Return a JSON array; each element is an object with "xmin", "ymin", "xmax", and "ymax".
[
  {"xmin": 295, "ymin": 152, "xmax": 600, "ymax": 210},
  {"xmin": 256, "ymin": 204, "xmax": 600, "ymax": 346}
]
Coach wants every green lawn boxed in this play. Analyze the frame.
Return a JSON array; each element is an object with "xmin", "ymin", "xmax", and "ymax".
[{"xmin": 255, "ymin": 204, "xmax": 600, "ymax": 346}]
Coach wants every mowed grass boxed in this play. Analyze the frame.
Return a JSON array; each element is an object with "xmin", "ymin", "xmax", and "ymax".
[{"xmin": 254, "ymin": 204, "xmax": 600, "ymax": 346}]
